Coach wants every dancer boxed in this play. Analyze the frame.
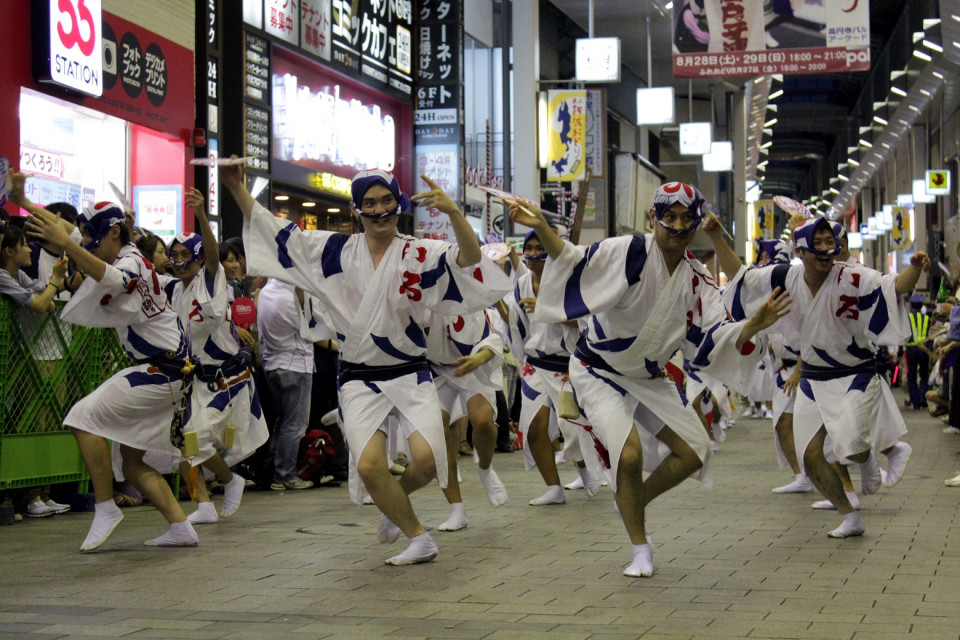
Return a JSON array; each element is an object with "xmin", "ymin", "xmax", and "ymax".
[
  {"xmin": 428, "ymin": 309, "xmax": 509, "ymax": 531},
  {"xmin": 708, "ymin": 215, "xmax": 927, "ymax": 537},
  {"xmin": 510, "ymin": 182, "xmax": 789, "ymax": 577},
  {"xmin": 163, "ymin": 188, "xmax": 268, "ymax": 523},
  {"xmin": 21, "ymin": 184, "xmax": 198, "ymax": 551},
  {"xmin": 222, "ymin": 162, "xmax": 510, "ymax": 565},
  {"xmin": 507, "ymin": 229, "xmax": 602, "ymax": 506}
]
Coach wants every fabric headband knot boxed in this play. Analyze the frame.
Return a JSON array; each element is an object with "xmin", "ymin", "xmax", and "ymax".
[
  {"xmin": 77, "ymin": 201, "xmax": 125, "ymax": 252},
  {"xmin": 169, "ymin": 232, "xmax": 204, "ymax": 267},
  {"xmin": 793, "ymin": 216, "xmax": 842, "ymax": 256},
  {"xmin": 522, "ymin": 229, "xmax": 547, "ymax": 262},
  {"xmin": 756, "ymin": 239, "xmax": 790, "ymax": 265},
  {"xmin": 652, "ymin": 181, "xmax": 705, "ymax": 235},
  {"xmin": 351, "ymin": 169, "xmax": 412, "ymax": 219}
]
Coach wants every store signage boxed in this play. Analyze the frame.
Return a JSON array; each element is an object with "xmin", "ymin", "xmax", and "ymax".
[
  {"xmin": 546, "ymin": 90, "xmax": 587, "ymax": 182},
  {"xmin": 300, "ymin": 0, "xmax": 332, "ymax": 61},
  {"xmin": 272, "ymin": 73, "xmax": 396, "ymax": 171},
  {"xmin": 575, "ymin": 38, "xmax": 620, "ymax": 83},
  {"xmin": 244, "ymin": 104, "xmax": 270, "ymax": 172},
  {"xmin": 245, "ymin": 33, "xmax": 270, "ymax": 104},
  {"xmin": 265, "ymin": 0, "xmax": 299, "ymax": 45},
  {"xmin": 328, "ymin": 0, "xmax": 413, "ymax": 97},
  {"xmin": 584, "ymin": 90, "xmax": 605, "ymax": 177},
  {"xmin": 672, "ymin": 0, "xmax": 870, "ymax": 78},
  {"xmin": 308, "ymin": 172, "xmax": 352, "ymax": 198},
  {"xmin": 207, "ymin": 139, "xmax": 219, "ymax": 219},
  {"xmin": 926, "ymin": 170, "xmax": 950, "ymax": 196},
  {"xmin": 679, "ymin": 122, "xmax": 712, "ymax": 155},
  {"xmin": 47, "ymin": 0, "xmax": 103, "ymax": 97}
]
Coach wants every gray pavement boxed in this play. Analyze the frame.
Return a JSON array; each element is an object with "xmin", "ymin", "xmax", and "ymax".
[{"xmin": 2, "ymin": 392, "xmax": 960, "ymax": 639}]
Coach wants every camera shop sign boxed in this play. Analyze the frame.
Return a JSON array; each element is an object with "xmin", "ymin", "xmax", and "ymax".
[{"xmin": 46, "ymin": 0, "xmax": 104, "ymax": 96}]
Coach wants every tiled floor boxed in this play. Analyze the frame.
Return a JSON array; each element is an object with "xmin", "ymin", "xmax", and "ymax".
[{"xmin": 2, "ymin": 395, "xmax": 960, "ymax": 639}]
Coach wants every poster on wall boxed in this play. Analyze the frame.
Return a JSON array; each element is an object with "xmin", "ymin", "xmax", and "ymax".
[
  {"xmin": 754, "ymin": 199, "xmax": 775, "ymax": 240},
  {"xmin": 134, "ymin": 185, "xmax": 182, "ymax": 239},
  {"xmin": 584, "ymin": 89, "xmax": 605, "ymax": 178},
  {"xmin": 546, "ymin": 90, "xmax": 587, "ymax": 182},
  {"xmin": 300, "ymin": 0, "xmax": 332, "ymax": 61},
  {"xmin": 415, "ymin": 144, "xmax": 459, "ymax": 240},
  {"xmin": 891, "ymin": 206, "xmax": 912, "ymax": 250},
  {"xmin": 672, "ymin": 0, "xmax": 870, "ymax": 77}
]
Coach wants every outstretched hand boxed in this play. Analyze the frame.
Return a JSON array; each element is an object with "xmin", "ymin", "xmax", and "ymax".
[
  {"xmin": 700, "ymin": 213, "xmax": 725, "ymax": 239},
  {"xmin": 219, "ymin": 156, "xmax": 244, "ymax": 192},
  {"xmin": 412, "ymin": 175, "xmax": 460, "ymax": 217},
  {"xmin": 750, "ymin": 286, "xmax": 792, "ymax": 332},
  {"xmin": 507, "ymin": 200, "xmax": 547, "ymax": 230}
]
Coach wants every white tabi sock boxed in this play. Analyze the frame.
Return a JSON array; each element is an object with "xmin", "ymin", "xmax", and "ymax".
[
  {"xmin": 377, "ymin": 513, "xmax": 402, "ymax": 544},
  {"xmin": 773, "ymin": 474, "xmax": 814, "ymax": 494},
  {"xmin": 811, "ymin": 491, "xmax": 860, "ymax": 511},
  {"xmin": 385, "ymin": 533, "xmax": 438, "ymax": 565},
  {"xmin": 859, "ymin": 452, "xmax": 882, "ymax": 495},
  {"xmin": 882, "ymin": 442, "xmax": 912, "ymax": 488},
  {"xmin": 144, "ymin": 521, "xmax": 199, "ymax": 547},
  {"xmin": 437, "ymin": 503, "xmax": 469, "ymax": 531},
  {"xmin": 529, "ymin": 485, "xmax": 566, "ymax": 506},
  {"xmin": 564, "ymin": 475, "xmax": 584, "ymax": 490},
  {"xmin": 220, "ymin": 473, "xmax": 245, "ymax": 518},
  {"xmin": 828, "ymin": 512, "xmax": 865, "ymax": 538},
  {"xmin": 80, "ymin": 500, "xmax": 124, "ymax": 552},
  {"xmin": 623, "ymin": 543, "xmax": 654, "ymax": 577},
  {"xmin": 478, "ymin": 466, "xmax": 508, "ymax": 507},
  {"xmin": 187, "ymin": 501, "xmax": 219, "ymax": 525},
  {"xmin": 577, "ymin": 466, "xmax": 601, "ymax": 498}
]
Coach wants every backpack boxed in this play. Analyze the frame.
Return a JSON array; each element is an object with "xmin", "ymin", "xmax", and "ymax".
[{"xmin": 297, "ymin": 428, "xmax": 337, "ymax": 481}]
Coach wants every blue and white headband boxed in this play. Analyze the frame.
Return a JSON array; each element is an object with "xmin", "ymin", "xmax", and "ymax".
[
  {"xmin": 351, "ymin": 169, "xmax": 412, "ymax": 219},
  {"xmin": 756, "ymin": 239, "xmax": 791, "ymax": 265},
  {"xmin": 793, "ymin": 216, "xmax": 842, "ymax": 256},
  {"xmin": 77, "ymin": 201, "xmax": 125, "ymax": 252},
  {"xmin": 169, "ymin": 232, "xmax": 204, "ymax": 267},
  {"xmin": 522, "ymin": 229, "xmax": 547, "ymax": 262},
  {"xmin": 652, "ymin": 182, "xmax": 706, "ymax": 235}
]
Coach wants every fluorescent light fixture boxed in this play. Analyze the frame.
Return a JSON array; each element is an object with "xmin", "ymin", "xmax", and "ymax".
[
  {"xmin": 873, "ymin": 115, "xmax": 889, "ymax": 125},
  {"xmin": 764, "ymin": 118, "xmax": 778, "ymax": 127},
  {"xmin": 934, "ymin": 70, "xmax": 945, "ymax": 79},
  {"xmin": 859, "ymin": 138, "xmax": 873, "ymax": 148},
  {"xmin": 275, "ymin": 194, "xmax": 289, "ymax": 201},
  {"xmin": 913, "ymin": 179, "xmax": 935, "ymax": 203},
  {"xmin": 576, "ymin": 38, "xmax": 621, "ymax": 83},
  {"xmin": 665, "ymin": 1, "xmax": 673, "ymax": 9},
  {"xmin": 327, "ymin": 207, "xmax": 340, "ymax": 212},
  {"xmin": 920, "ymin": 89, "xmax": 932, "ymax": 96},
  {"xmin": 891, "ymin": 86, "xmax": 908, "ymax": 97},
  {"xmin": 303, "ymin": 201, "xmax": 316, "ymax": 207},
  {"xmin": 760, "ymin": 140, "xmax": 772, "ymax": 149},
  {"xmin": 849, "ymin": 158, "xmax": 860, "ymax": 166},
  {"xmin": 838, "ymin": 174, "xmax": 849, "ymax": 182},
  {"xmin": 897, "ymin": 193, "xmax": 913, "ymax": 206},
  {"xmin": 680, "ymin": 122, "xmax": 713, "ymax": 154},
  {"xmin": 703, "ymin": 142, "xmax": 732, "ymax": 171},
  {"xmin": 768, "ymin": 89, "xmax": 784, "ymax": 100},
  {"xmin": 923, "ymin": 40, "xmax": 943, "ymax": 53},
  {"xmin": 829, "ymin": 187, "xmax": 840, "ymax": 195},
  {"xmin": 913, "ymin": 49, "xmax": 933, "ymax": 62},
  {"xmin": 538, "ymin": 91, "xmax": 549, "ymax": 168},
  {"xmin": 636, "ymin": 87, "xmax": 675, "ymax": 125}
]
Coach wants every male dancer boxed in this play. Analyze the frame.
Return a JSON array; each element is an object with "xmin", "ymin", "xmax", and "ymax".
[
  {"xmin": 222, "ymin": 162, "xmax": 510, "ymax": 564},
  {"xmin": 511, "ymin": 182, "xmax": 789, "ymax": 576}
]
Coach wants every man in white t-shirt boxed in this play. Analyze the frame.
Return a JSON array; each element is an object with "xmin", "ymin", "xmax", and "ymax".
[{"xmin": 257, "ymin": 277, "xmax": 315, "ymax": 491}]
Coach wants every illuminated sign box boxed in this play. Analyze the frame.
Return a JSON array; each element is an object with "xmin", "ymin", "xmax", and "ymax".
[
  {"xmin": 576, "ymin": 38, "xmax": 621, "ymax": 83},
  {"xmin": 636, "ymin": 87, "xmax": 674, "ymax": 125},
  {"xmin": 680, "ymin": 122, "xmax": 712, "ymax": 155},
  {"xmin": 34, "ymin": 0, "xmax": 104, "ymax": 97},
  {"xmin": 926, "ymin": 170, "xmax": 951, "ymax": 196},
  {"xmin": 703, "ymin": 141, "xmax": 732, "ymax": 172}
]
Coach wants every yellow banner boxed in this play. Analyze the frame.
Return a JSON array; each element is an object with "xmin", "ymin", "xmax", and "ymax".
[
  {"xmin": 546, "ymin": 90, "xmax": 587, "ymax": 182},
  {"xmin": 891, "ymin": 206, "xmax": 911, "ymax": 250},
  {"xmin": 754, "ymin": 200, "xmax": 775, "ymax": 240}
]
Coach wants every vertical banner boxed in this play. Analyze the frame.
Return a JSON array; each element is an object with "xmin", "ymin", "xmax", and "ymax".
[
  {"xmin": 300, "ymin": 0, "xmax": 332, "ymax": 61},
  {"xmin": 546, "ymin": 90, "xmax": 587, "ymax": 182},
  {"xmin": 754, "ymin": 199, "xmax": 775, "ymax": 240},
  {"xmin": 414, "ymin": 0, "xmax": 464, "ymax": 238},
  {"xmin": 584, "ymin": 89, "xmax": 605, "ymax": 178},
  {"xmin": 672, "ymin": 0, "xmax": 871, "ymax": 77},
  {"xmin": 891, "ymin": 207, "xmax": 911, "ymax": 250}
]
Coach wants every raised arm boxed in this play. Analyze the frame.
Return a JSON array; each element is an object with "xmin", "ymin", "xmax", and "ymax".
[
  {"xmin": 895, "ymin": 251, "xmax": 931, "ymax": 295},
  {"xmin": 26, "ymin": 257, "xmax": 68, "ymax": 314},
  {"xmin": 507, "ymin": 201, "xmax": 565, "ymax": 259},
  {"xmin": 412, "ymin": 175, "xmax": 480, "ymax": 268},
  {"xmin": 702, "ymin": 213, "xmax": 744, "ymax": 281},
  {"xmin": 26, "ymin": 207, "xmax": 108, "ymax": 282},
  {"xmin": 219, "ymin": 157, "xmax": 256, "ymax": 221},
  {"xmin": 186, "ymin": 187, "xmax": 220, "ymax": 275}
]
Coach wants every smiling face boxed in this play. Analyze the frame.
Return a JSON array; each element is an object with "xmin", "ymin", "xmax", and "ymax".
[
  {"xmin": 522, "ymin": 235, "xmax": 546, "ymax": 274},
  {"xmin": 356, "ymin": 183, "xmax": 400, "ymax": 239},
  {"xmin": 168, "ymin": 242, "xmax": 201, "ymax": 282},
  {"xmin": 221, "ymin": 250, "xmax": 241, "ymax": 280},
  {"xmin": 798, "ymin": 225, "xmax": 838, "ymax": 277}
]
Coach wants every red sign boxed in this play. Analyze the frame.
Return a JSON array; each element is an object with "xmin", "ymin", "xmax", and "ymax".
[
  {"xmin": 232, "ymin": 296, "xmax": 257, "ymax": 329},
  {"xmin": 674, "ymin": 46, "xmax": 868, "ymax": 77}
]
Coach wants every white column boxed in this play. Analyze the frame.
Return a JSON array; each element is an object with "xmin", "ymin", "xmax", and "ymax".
[{"xmin": 512, "ymin": 0, "xmax": 539, "ymax": 201}]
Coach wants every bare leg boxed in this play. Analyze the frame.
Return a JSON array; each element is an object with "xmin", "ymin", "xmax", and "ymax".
[
  {"xmin": 614, "ymin": 427, "xmax": 647, "ymax": 544},
  {"xmin": 440, "ymin": 412, "xmax": 462, "ymax": 504},
  {"xmin": 833, "ymin": 462, "xmax": 855, "ymax": 493},
  {"xmin": 527, "ymin": 406, "xmax": 561, "ymax": 486},
  {"xmin": 692, "ymin": 391, "xmax": 715, "ymax": 443},
  {"xmin": 643, "ymin": 426, "xmax": 703, "ymax": 507},
  {"xmin": 202, "ymin": 452, "xmax": 234, "ymax": 485},
  {"xmin": 358, "ymin": 431, "xmax": 432, "ymax": 539},
  {"xmin": 802, "ymin": 428, "xmax": 854, "ymax": 514},
  {"xmin": 775, "ymin": 413, "xmax": 802, "ymax": 475},
  {"xmin": 178, "ymin": 460, "xmax": 211, "ymax": 503},
  {"xmin": 120, "ymin": 445, "xmax": 187, "ymax": 523},
  {"xmin": 71, "ymin": 429, "xmax": 114, "ymax": 503},
  {"xmin": 467, "ymin": 395, "xmax": 497, "ymax": 470}
]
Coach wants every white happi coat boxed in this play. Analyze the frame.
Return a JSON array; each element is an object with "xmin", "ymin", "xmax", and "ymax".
[
  {"xmin": 60, "ymin": 244, "xmax": 187, "ymax": 457},
  {"xmin": 533, "ymin": 235, "xmax": 762, "ymax": 491},
  {"xmin": 163, "ymin": 265, "xmax": 268, "ymax": 467},
  {"xmin": 725, "ymin": 260, "xmax": 909, "ymax": 465},
  {"xmin": 507, "ymin": 270, "xmax": 603, "ymax": 472},
  {"xmin": 243, "ymin": 202, "xmax": 511, "ymax": 502},
  {"xmin": 427, "ymin": 309, "xmax": 503, "ymax": 422}
]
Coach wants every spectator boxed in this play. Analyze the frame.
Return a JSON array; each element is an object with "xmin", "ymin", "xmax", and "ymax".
[
  {"xmin": 135, "ymin": 233, "xmax": 170, "ymax": 275},
  {"xmin": 904, "ymin": 295, "xmax": 931, "ymax": 409},
  {"xmin": 257, "ymin": 277, "xmax": 315, "ymax": 491},
  {"xmin": 0, "ymin": 224, "xmax": 67, "ymax": 315}
]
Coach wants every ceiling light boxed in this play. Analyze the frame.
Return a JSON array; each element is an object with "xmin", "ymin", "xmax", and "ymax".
[
  {"xmin": 768, "ymin": 89, "xmax": 784, "ymax": 100},
  {"xmin": 665, "ymin": 1, "xmax": 674, "ymax": 9},
  {"xmin": 829, "ymin": 187, "xmax": 840, "ymax": 194},
  {"xmin": 873, "ymin": 115, "xmax": 888, "ymax": 125},
  {"xmin": 849, "ymin": 158, "xmax": 860, "ymax": 167},
  {"xmin": 891, "ymin": 86, "xmax": 908, "ymax": 97},
  {"xmin": 933, "ymin": 70, "xmax": 945, "ymax": 79},
  {"xmin": 764, "ymin": 118, "xmax": 778, "ymax": 127},
  {"xmin": 913, "ymin": 49, "xmax": 933, "ymax": 62},
  {"xmin": 881, "ymin": 142, "xmax": 891, "ymax": 149},
  {"xmin": 760, "ymin": 141, "xmax": 772, "ymax": 149},
  {"xmin": 766, "ymin": 104, "xmax": 778, "ymax": 112},
  {"xmin": 275, "ymin": 195, "xmax": 289, "ymax": 201},
  {"xmin": 952, "ymin": 14, "xmax": 960, "ymax": 23},
  {"xmin": 923, "ymin": 40, "xmax": 944, "ymax": 53},
  {"xmin": 327, "ymin": 207, "xmax": 340, "ymax": 213},
  {"xmin": 303, "ymin": 202, "xmax": 316, "ymax": 207},
  {"xmin": 859, "ymin": 138, "xmax": 873, "ymax": 148},
  {"xmin": 920, "ymin": 89, "xmax": 931, "ymax": 96},
  {"xmin": 908, "ymin": 104, "xmax": 921, "ymax": 112},
  {"xmin": 838, "ymin": 174, "xmax": 849, "ymax": 182}
]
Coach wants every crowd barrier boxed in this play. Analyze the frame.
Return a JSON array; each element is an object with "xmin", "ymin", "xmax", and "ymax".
[{"xmin": 0, "ymin": 298, "xmax": 131, "ymax": 489}]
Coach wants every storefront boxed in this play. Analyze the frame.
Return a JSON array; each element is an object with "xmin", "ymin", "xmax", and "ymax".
[
  {"xmin": 215, "ymin": 1, "xmax": 414, "ymax": 237},
  {"xmin": 0, "ymin": 1, "xmax": 195, "ymax": 239}
]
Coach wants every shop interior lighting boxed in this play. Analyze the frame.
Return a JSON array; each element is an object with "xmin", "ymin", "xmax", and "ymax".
[
  {"xmin": 763, "ymin": 117, "xmax": 778, "ymax": 127},
  {"xmin": 326, "ymin": 207, "xmax": 340, "ymax": 213},
  {"xmin": 302, "ymin": 202, "xmax": 316, "ymax": 207},
  {"xmin": 913, "ymin": 49, "xmax": 933, "ymax": 62},
  {"xmin": 923, "ymin": 39, "xmax": 944, "ymax": 52},
  {"xmin": 275, "ymin": 194, "xmax": 289, "ymax": 201},
  {"xmin": 913, "ymin": 179, "xmax": 935, "ymax": 203},
  {"xmin": 636, "ymin": 87, "xmax": 675, "ymax": 126}
]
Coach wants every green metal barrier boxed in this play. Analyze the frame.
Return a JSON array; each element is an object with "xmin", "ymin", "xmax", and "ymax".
[{"xmin": 0, "ymin": 298, "xmax": 132, "ymax": 489}]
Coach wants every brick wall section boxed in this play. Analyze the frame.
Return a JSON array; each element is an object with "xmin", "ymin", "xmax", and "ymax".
[{"xmin": 104, "ymin": 0, "xmax": 195, "ymax": 51}]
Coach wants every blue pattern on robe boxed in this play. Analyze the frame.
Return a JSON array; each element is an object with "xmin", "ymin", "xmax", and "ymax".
[
  {"xmin": 275, "ymin": 222, "xmax": 299, "ymax": 269},
  {"xmin": 404, "ymin": 318, "xmax": 427, "ymax": 349},
  {"xmin": 321, "ymin": 233, "xmax": 350, "ymax": 278},
  {"xmin": 584, "ymin": 365, "xmax": 628, "ymax": 397},
  {"xmin": 562, "ymin": 243, "xmax": 600, "ymax": 320},
  {"xmin": 799, "ymin": 378, "xmax": 815, "ymax": 400},
  {"xmin": 624, "ymin": 235, "xmax": 647, "ymax": 286},
  {"xmin": 371, "ymin": 334, "xmax": 420, "ymax": 361},
  {"xmin": 521, "ymin": 378, "xmax": 541, "ymax": 400},
  {"xmin": 124, "ymin": 371, "xmax": 171, "ymax": 387},
  {"xmin": 847, "ymin": 372, "xmax": 874, "ymax": 393}
]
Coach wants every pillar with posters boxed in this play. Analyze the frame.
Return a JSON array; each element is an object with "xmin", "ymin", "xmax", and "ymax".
[{"xmin": 414, "ymin": 0, "xmax": 465, "ymax": 241}]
